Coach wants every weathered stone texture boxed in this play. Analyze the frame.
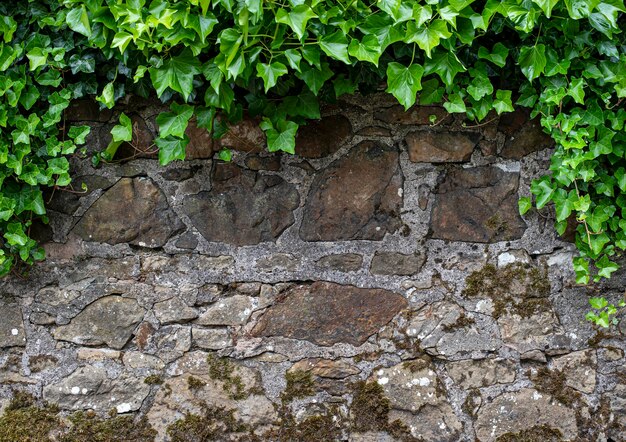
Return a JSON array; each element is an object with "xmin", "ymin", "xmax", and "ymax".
[
  {"xmin": 316, "ymin": 253, "xmax": 363, "ymax": 272},
  {"xmin": 499, "ymin": 108, "xmax": 554, "ymax": 159},
  {"xmin": 182, "ymin": 163, "xmax": 300, "ymax": 245},
  {"xmin": 431, "ymin": 166, "xmax": 527, "ymax": 242},
  {"xmin": 295, "ymin": 115, "xmax": 353, "ymax": 158},
  {"xmin": 406, "ymin": 131, "xmax": 479, "ymax": 163},
  {"xmin": 0, "ymin": 301, "xmax": 25, "ymax": 348},
  {"xmin": 370, "ymin": 251, "xmax": 425, "ymax": 276},
  {"xmin": 73, "ymin": 177, "xmax": 183, "ymax": 247},
  {"xmin": 252, "ymin": 281, "xmax": 407, "ymax": 346},
  {"xmin": 300, "ymin": 141, "xmax": 403, "ymax": 241}
]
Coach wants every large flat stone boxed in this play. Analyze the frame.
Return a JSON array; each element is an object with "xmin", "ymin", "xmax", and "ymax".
[
  {"xmin": 300, "ymin": 141, "xmax": 403, "ymax": 241},
  {"xmin": 252, "ymin": 281, "xmax": 407, "ymax": 346},
  {"xmin": 295, "ymin": 115, "xmax": 352, "ymax": 158},
  {"xmin": 0, "ymin": 300, "xmax": 25, "ymax": 348},
  {"xmin": 182, "ymin": 163, "xmax": 300, "ymax": 246},
  {"xmin": 406, "ymin": 131, "xmax": 479, "ymax": 163},
  {"xmin": 431, "ymin": 166, "xmax": 527, "ymax": 242},
  {"xmin": 374, "ymin": 105, "xmax": 447, "ymax": 125},
  {"xmin": 498, "ymin": 108, "xmax": 553, "ymax": 159},
  {"xmin": 73, "ymin": 177, "xmax": 183, "ymax": 247},
  {"xmin": 53, "ymin": 295, "xmax": 145, "ymax": 349}
]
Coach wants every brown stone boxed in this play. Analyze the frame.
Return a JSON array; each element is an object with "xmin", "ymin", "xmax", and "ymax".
[
  {"xmin": 251, "ymin": 281, "xmax": 407, "ymax": 346},
  {"xmin": 498, "ymin": 109, "xmax": 553, "ymax": 159},
  {"xmin": 406, "ymin": 131, "xmax": 479, "ymax": 163},
  {"xmin": 65, "ymin": 99, "xmax": 112, "ymax": 122},
  {"xmin": 214, "ymin": 116, "xmax": 265, "ymax": 152},
  {"xmin": 182, "ymin": 163, "xmax": 300, "ymax": 246},
  {"xmin": 73, "ymin": 177, "xmax": 184, "ymax": 247},
  {"xmin": 295, "ymin": 115, "xmax": 352, "ymax": 158},
  {"xmin": 374, "ymin": 105, "xmax": 447, "ymax": 125},
  {"xmin": 245, "ymin": 154, "xmax": 281, "ymax": 171},
  {"xmin": 46, "ymin": 175, "xmax": 115, "ymax": 215},
  {"xmin": 185, "ymin": 118, "xmax": 215, "ymax": 159},
  {"xmin": 134, "ymin": 322, "xmax": 155, "ymax": 351},
  {"xmin": 370, "ymin": 251, "xmax": 426, "ymax": 276},
  {"xmin": 289, "ymin": 358, "xmax": 360, "ymax": 378},
  {"xmin": 316, "ymin": 254, "xmax": 363, "ymax": 272},
  {"xmin": 430, "ymin": 166, "xmax": 527, "ymax": 243},
  {"xmin": 357, "ymin": 126, "xmax": 391, "ymax": 137},
  {"xmin": 300, "ymin": 141, "xmax": 403, "ymax": 241}
]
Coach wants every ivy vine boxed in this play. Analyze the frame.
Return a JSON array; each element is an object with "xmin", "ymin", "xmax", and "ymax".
[{"xmin": 0, "ymin": 0, "xmax": 625, "ymax": 320}]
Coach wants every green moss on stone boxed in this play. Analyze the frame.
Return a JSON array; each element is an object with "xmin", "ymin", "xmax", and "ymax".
[
  {"xmin": 0, "ymin": 393, "xmax": 62, "ymax": 442},
  {"xmin": 187, "ymin": 376, "xmax": 206, "ymax": 390},
  {"xmin": 206, "ymin": 353, "xmax": 248, "ymax": 400},
  {"xmin": 496, "ymin": 424, "xmax": 563, "ymax": 442},
  {"xmin": 166, "ymin": 406, "xmax": 254, "ymax": 442},
  {"xmin": 144, "ymin": 374, "xmax": 163, "ymax": 385},
  {"xmin": 61, "ymin": 411, "xmax": 156, "ymax": 442},
  {"xmin": 282, "ymin": 370, "xmax": 315, "ymax": 403}
]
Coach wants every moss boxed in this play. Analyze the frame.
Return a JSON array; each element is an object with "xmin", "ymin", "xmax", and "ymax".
[
  {"xmin": 463, "ymin": 263, "xmax": 551, "ymax": 318},
  {"xmin": 461, "ymin": 388, "xmax": 481, "ymax": 417},
  {"xmin": 262, "ymin": 411, "xmax": 343, "ymax": 442},
  {"xmin": 402, "ymin": 355, "xmax": 432, "ymax": 373},
  {"xmin": 485, "ymin": 214, "xmax": 509, "ymax": 236},
  {"xmin": 281, "ymin": 370, "xmax": 315, "ymax": 403},
  {"xmin": 529, "ymin": 367, "xmax": 580, "ymax": 408},
  {"xmin": 60, "ymin": 411, "xmax": 156, "ymax": 442},
  {"xmin": 144, "ymin": 374, "xmax": 163, "ymax": 385},
  {"xmin": 496, "ymin": 425, "xmax": 563, "ymax": 442},
  {"xmin": 166, "ymin": 405, "xmax": 255, "ymax": 442},
  {"xmin": 0, "ymin": 393, "xmax": 63, "ymax": 442},
  {"xmin": 187, "ymin": 376, "xmax": 206, "ymax": 390},
  {"xmin": 206, "ymin": 353, "xmax": 248, "ymax": 400},
  {"xmin": 441, "ymin": 311, "xmax": 476, "ymax": 331},
  {"xmin": 587, "ymin": 329, "xmax": 614, "ymax": 347}
]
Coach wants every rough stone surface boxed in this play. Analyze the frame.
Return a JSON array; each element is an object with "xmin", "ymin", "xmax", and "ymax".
[
  {"xmin": 153, "ymin": 297, "xmax": 198, "ymax": 324},
  {"xmin": 252, "ymin": 281, "xmax": 407, "ymax": 346},
  {"xmin": 446, "ymin": 358, "xmax": 516, "ymax": 389},
  {"xmin": 375, "ymin": 105, "xmax": 447, "ymax": 125},
  {"xmin": 474, "ymin": 388, "xmax": 578, "ymax": 441},
  {"xmin": 370, "ymin": 251, "xmax": 425, "ymax": 276},
  {"xmin": 289, "ymin": 358, "xmax": 360, "ymax": 378},
  {"xmin": 406, "ymin": 131, "xmax": 479, "ymax": 163},
  {"xmin": 73, "ymin": 177, "xmax": 183, "ymax": 247},
  {"xmin": 551, "ymin": 349, "xmax": 597, "ymax": 393},
  {"xmin": 316, "ymin": 253, "xmax": 363, "ymax": 272},
  {"xmin": 196, "ymin": 295, "xmax": 256, "ymax": 326},
  {"xmin": 191, "ymin": 327, "xmax": 232, "ymax": 350},
  {"xmin": 300, "ymin": 141, "xmax": 403, "ymax": 241},
  {"xmin": 431, "ymin": 166, "xmax": 527, "ymax": 242},
  {"xmin": 182, "ymin": 163, "xmax": 300, "ymax": 245},
  {"xmin": 295, "ymin": 115, "xmax": 353, "ymax": 158},
  {"xmin": 0, "ymin": 301, "xmax": 25, "ymax": 348},
  {"xmin": 53, "ymin": 296, "xmax": 145, "ymax": 349},
  {"xmin": 499, "ymin": 109, "xmax": 554, "ymax": 159}
]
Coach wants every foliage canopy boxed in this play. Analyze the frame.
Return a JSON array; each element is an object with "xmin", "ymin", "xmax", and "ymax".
[{"xmin": 0, "ymin": 0, "xmax": 625, "ymax": 311}]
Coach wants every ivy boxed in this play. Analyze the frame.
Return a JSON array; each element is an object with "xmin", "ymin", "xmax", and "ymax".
[{"xmin": 0, "ymin": 0, "xmax": 624, "ymax": 325}]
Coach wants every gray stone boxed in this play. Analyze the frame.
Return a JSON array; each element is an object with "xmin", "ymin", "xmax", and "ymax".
[
  {"xmin": 252, "ymin": 281, "xmax": 407, "ymax": 346},
  {"xmin": 174, "ymin": 232, "xmax": 198, "ymax": 250},
  {"xmin": 372, "ymin": 361, "xmax": 442, "ymax": 412},
  {"xmin": 349, "ymin": 432, "xmax": 396, "ymax": 442},
  {"xmin": 73, "ymin": 177, "xmax": 183, "ymax": 247},
  {"xmin": 431, "ymin": 166, "xmax": 527, "ymax": 243},
  {"xmin": 0, "ymin": 301, "xmax": 26, "ymax": 348},
  {"xmin": 405, "ymin": 131, "xmax": 479, "ymax": 163},
  {"xmin": 446, "ymin": 358, "xmax": 516, "ymax": 389},
  {"xmin": 474, "ymin": 388, "xmax": 578, "ymax": 441},
  {"xmin": 300, "ymin": 141, "xmax": 403, "ymax": 241},
  {"xmin": 370, "ymin": 251, "xmax": 425, "ymax": 276},
  {"xmin": 289, "ymin": 358, "xmax": 360, "ymax": 379},
  {"xmin": 255, "ymin": 253, "xmax": 299, "ymax": 272},
  {"xmin": 76, "ymin": 348, "xmax": 121, "ymax": 361},
  {"xmin": 43, "ymin": 365, "xmax": 150, "ymax": 413},
  {"xmin": 146, "ymin": 325, "xmax": 191, "ymax": 364},
  {"xmin": 552, "ymin": 349, "xmax": 596, "ymax": 393},
  {"xmin": 316, "ymin": 254, "xmax": 363, "ymax": 272},
  {"xmin": 196, "ymin": 295, "xmax": 256, "ymax": 326},
  {"xmin": 498, "ymin": 310, "xmax": 562, "ymax": 354},
  {"xmin": 154, "ymin": 297, "xmax": 198, "ymax": 324},
  {"xmin": 53, "ymin": 296, "xmax": 145, "ymax": 349},
  {"xmin": 182, "ymin": 163, "xmax": 300, "ymax": 246},
  {"xmin": 122, "ymin": 351, "xmax": 165, "ymax": 370},
  {"xmin": 36, "ymin": 286, "xmax": 80, "ymax": 306},
  {"xmin": 191, "ymin": 327, "xmax": 232, "ymax": 350},
  {"xmin": 389, "ymin": 405, "xmax": 462, "ymax": 442}
]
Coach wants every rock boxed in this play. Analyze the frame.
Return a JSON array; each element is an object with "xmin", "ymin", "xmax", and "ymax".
[
  {"xmin": 610, "ymin": 384, "xmax": 626, "ymax": 441},
  {"xmin": 497, "ymin": 249, "xmax": 531, "ymax": 267},
  {"xmin": 192, "ymin": 328, "xmax": 232, "ymax": 350},
  {"xmin": 65, "ymin": 99, "xmax": 112, "ymax": 122},
  {"xmin": 255, "ymin": 253, "xmax": 299, "ymax": 272},
  {"xmin": 406, "ymin": 302, "xmax": 500, "ymax": 358},
  {"xmin": 47, "ymin": 175, "xmax": 114, "ymax": 215},
  {"xmin": 474, "ymin": 388, "xmax": 578, "ymax": 441},
  {"xmin": 245, "ymin": 154, "xmax": 281, "ymax": 171},
  {"xmin": 374, "ymin": 105, "xmax": 447, "ymax": 125},
  {"xmin": 29, "ymin": 354, "xmax": 59, "ymax": 373},
  {"xmin": 316, "ymin": 254, "xmax": 363, "ymax": 272},
  {"xmin": 357, "ymin": 126, "xmax": 391, "ymax": 137},
  {"xmin": 161, "ymin": 167, "xmax": 199, "ymax": 182},
  {"xmin": 521, "ymin": 350, "xmax": 547, "ymax": 363},
  {"xmin": 196, "ymin": 295, "xmax": 256, "ymax": 326},
  {"xmin": 370, "ymin": 252, "xmax": 426, "ymax": 276},
  {"xmin": 295, "ymin": 115, "xmax": 352, "ymax": 158},
  {"xmin": 289, "ymin": 358, "xmax": 360, "ymax": 379},
  {"xmin": 53, "ymin": 296, "xmax": 145, "ymax": 349},
  {"xmin": 300, "ymin": 141, "xmax": 403, "ymax": 241},
  {"xmin": 551, "ymin": 349, "xmax": 596, "ymax": 393},
  {"xmin": 36, "ymin": 286, "xmax": 80, "ymax": 306},
  {"xmin": 73, "ymin": 177, "xmax": 183, "ymax": 247},
  {"xmin": 214, "ymin": 115, "xmax": 265, "ymax": 152},
  {"xmin": 372, "ymin": 361, "xmax": 442, "ymax": 412},
  {"xmin": 498, "ymin": 311, "xmax": 562, "ymax": 354},
  {"xmin": 43, "ymin": 365, "xmax": 150, "ymax": 413},
  {"xmin": 602, "ymin": 347, "xmax": 623, "ymax": 361},
  {"xmin": 252, "ymin": 281, "xmax": 407, "ymax": 346},
  {"xmin": 349, "ymin": 432, "xmax": 396, "ymax": 442},
  {"xmin": 174, "ymin": 232, "xmax": 198, "ymax": 250},
  {"xmin": 145, "ymin": 325, "xmax": 191, "ymax": 364},
  {"xmin": 405, "ymin": 131, "xmax": 479, "ymax": 163},
  {"xmin": 123, "ymin": 351, "xmax": 165, "ymax": 370},
  {"xmin": 182, "ymin": 163, "xmax": 300, "ymax": 246},
  {"xmin": 0, "ymin": 301, "xmax": 26, "ymax": 348},
  {"xmin": 389, "ymin": 405, "xmax": 462, "ymax": 442},
  {"xmin": 184, "ymin": 118, "xmax": 215, "ymax": 159},
  {"xmin": 154, "ymin": 297, "xmax": 198, "ymax": 325},
  {"xmin": 431, "ymin": 166, "xmax": 527, "ymax": 243},
  {"xmin": 446, "ymin": 358, "xmax": 516, "ymax": 389},
  {"xmin": 499, "ymin": 109, "xmax": 553, "ymax": 159},
  {"xmin": 134, "ymin": 322, "xmax": 156, "ymax": 351},
  {"xmin": 76, "ymin": 348, "xmax": 121, "ymax": 361}
]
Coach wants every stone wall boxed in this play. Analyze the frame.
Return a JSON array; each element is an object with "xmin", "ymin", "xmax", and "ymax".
[{"xmin": 1, "ymin": 94, "xmax": 626, "ymax": 441}]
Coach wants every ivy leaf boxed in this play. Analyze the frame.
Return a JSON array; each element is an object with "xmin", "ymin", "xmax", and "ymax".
[
  {"xmin": 217, "ymin": 148, "xmax": 232, "ymax": 162},
  {"xmin": 424, "ymin": 51, "xmax": 466, "ymax": 87},
  {"xmin": 467, "ymin": 74, "xmax": 494, "ymax": 100},
  {"xmin": 259, "ymin": 118, "xmax": 298, "ymax": 154},
  {"xmin": 596, "ymin": 255, "xmax": 619, "ymax": 279},
  {"xmin": 532, "ymin": 0, "xmax": 560, "ymax": 18},
  {"xmin": 518, "ymin": 197, "xmax": 532, "ymax": 215},
  {"xmin": 68, "ymin": 125, "xmax": 91, "ymax": 145},
  {"xmin": 419, "ymin": 78, "xmax": 444, "ymax": 105},
  {"xmin": 530, "ymin": 176, "xmax": 555, "ymax": 209},
  {"xmin": 493, "ymin": 90, "xmax": 514, "ymax": 114},
  {"xmin": 358, "ymin": 13, "xmax": 404, "ymax": 50},
  {"xmin": 348, "ymin": 35, "xmax": 381, "ymax": 66},
  {"xmin": 156, "ymin": 103, "xmax": 195, "ymax": 139},
  {"xmin": 386, "ymin": 62, "xmax": 424, "ymax": 110},
  {"xmin": 275, "ymin": 5, "xmax": 317, "ymax": 40},
  {"xmin": 256, "ymin": 62, "xmax": 288, "ymax": 93},
  {"xmin": 280, "ymin": 92, "xmax": 320, "ymax": 119},
  {"xmin": 443, "ymin": 93, "xmax": 466, "ymax": 113},
  {"xmin": 407, "ymin": 19, "xmax": 451, "ymax": 58},
  {"xmin": 66, "ymin": 5, "xmax": 91, "ymax": 37},
  {"xmin": 478, "ymin": 43, "xmax": 509, "ymax": 68},
  {"xmin": 196, "ymin": 106, "xmax": 216, "ymax": 132},
  {"xmin": 156, "ymin": 135, "xmax": 190, "ymax": 166},
  {"xmin": 518, "ymin": 44, "xmax": 547, "ymax": 81},
  {"xmin": 96, "ymin": 82, "xmax": 115, "ymax": 109},
  {"xmin": 284, "ymin": 49, "xmax": 302, "ymax": 71},
  {"xmin": 149, "ymin": 49, "xmax": 201, "ymax": 100},
  {"xmin": 319, "ymin": 30, "xmax": 351, "ymax": 64},
  {"xmin": 26, "ymin": 48, "xmax": 47, "ymax": 71},
  {"xmin": 296, "ymin": 63, "xmax": 333, "ymax": 95},
  {"xmin": 568, "ymin": 77, "xmax": 585, "ymax": 104},
  {"xmin": 111, "ymin": 113, "xmax": 133, "ymax": 142}
]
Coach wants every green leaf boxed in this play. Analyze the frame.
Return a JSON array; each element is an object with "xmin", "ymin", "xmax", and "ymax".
[
  {"xmin": 275, "ymin": 5, "xmax": 317, "ymax": 40},
  {"xmin": 149, "ymin": 49, "xmax": 201, "ymax": 100},
  {"xmin": 386, "ymin": 62, "xmax": 424, "ymax": 110},
  {"xmin": 156, "ymin": 103, "xmax": 195, "ymax": 139},
  {"xmin": 478, "ymin": 43, "xmax": 509, "ymax": 68},
  {"xmin": 96, "ymin": 82, "xmax": 115, "ymax": 109},
  {"xmin": 348, "ymin": 35, "xmax": 382, "ymax": 66},
  {"xmin": 493, "ymin": 90, "xmax": 514, "ymax": 114},
  {"xmin": 518, "ymin": 197, "xmax": 532, "ymax": 215},
  {"xmin": 111, "ymin": 113, "xmax": 133, "ymax": 142},
  {"xmin": 568, "ymin": 78, "xmax": 585, "ymax": 104},
  {"xmin": 424, "ymin": 51, "xmax": 466, "ymax": 87},
  {"xmin": 296, "ymin": 63, "xmax": 333, "ymax": 95},
  {"xmin": 518, "ymin": 44, "xmax": 547, "ymax": 81},
  {"xmin": 156, "ymin": 135, "xmax": 190, "ymax": 166},
  {"xmin": 256, "ymin": 62, "xmax": 288, "ymax": 93},
  {"xmin": 419, "ymin": 78, "xmax": 444, "ymax": 105},
  {"xmin": 530, "ymin": 176, "xmax": 554, "ymax": 209},
  {"xmin": 66, "ymin": 5, "xmax": 91, "ymax": 37},
  {"xmin": 532, "ymin": 0, "xmax": 560, "ymax": 17},
  {"xmin": 407, "ymin": 19, "xmax": 451, "ymax": 58},
  {"xmin": 217, "ymin": 148, "xmax": 232, "ymax": 162},
  {"xmin": 260, "ymin": 118, "xmax": 298, "ymax": 154},
  {"xmin": 443, "ymin": 93, "xmax": 466, "ymax": 113},
  {"xmin": 467, "ymin": 74, "xmax": 494, "ymax": 101},
  {"xmin": 68, "ymin": 125, "xmax": 91, "ymax": 145},
  {"xmin": 196, "ymin": 106, "xmax": 216, "ymax": 131},
  {"xmin": 319, "ymin": 30, "xmax": 351, "ymax": 64},
  {"xmin": 596, "ymin": 255, "xmax": 619, "ymax": 279},
  {"xmin": 26, "ymin": 48, "xmax": 47, "ymax": 71},
  {"xmin": 280, "ymin": 92, "xmax": 320, "ymax": 119}
]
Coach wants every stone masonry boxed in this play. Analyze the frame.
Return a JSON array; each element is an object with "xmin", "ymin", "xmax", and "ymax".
[{"xmin": 1, "ymin": 94, "xmax": 626, "ymax": 441}]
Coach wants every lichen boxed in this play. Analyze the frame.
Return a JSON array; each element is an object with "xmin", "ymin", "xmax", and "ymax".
[
  {"xmin": 528, "ymin": 367, "xmax": 580, "ymax": 408},
  {"xmin": 461, "ymin": 388, "xmax": 481, "ymax": 417},
  {"xmin": 281, "ymin": 370, "xmax": 315, "ymax": 403},
  {"xmin": 463, "ymin": 263, "xmax": 551, "ymax": 318},
  {"xmin": 496, "ymin": 424, "xmax": 563, "ymax": 442}
]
